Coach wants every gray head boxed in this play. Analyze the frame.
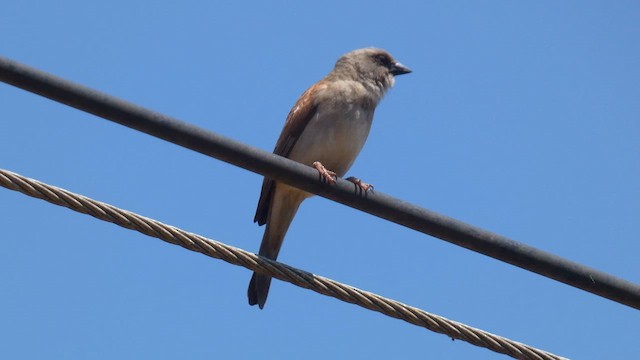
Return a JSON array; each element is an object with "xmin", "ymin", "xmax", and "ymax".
[{"xmin": 328, "ymin": 48, "xmax": 411, "ymax": 90}]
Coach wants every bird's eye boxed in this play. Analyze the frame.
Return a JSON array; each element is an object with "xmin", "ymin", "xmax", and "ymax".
[{"xmin": 374, "ymin": 54, "xmax": 392, "ymax": 67}]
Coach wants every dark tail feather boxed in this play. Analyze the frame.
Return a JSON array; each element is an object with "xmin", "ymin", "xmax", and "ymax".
[
  {"xmin": 247, "ymin": 224, "xmax": 281, "ymax": 309},
  {"xmin": 247, "ymin": 188, "xmax": 304, "ymax": 309},
  {"xmin": 247, "ymin": 223, "xmax": 280, "ymax": 309},
  {"xmin": 248, "ymin": 272, "xmax": 272, "ymax": 309}
]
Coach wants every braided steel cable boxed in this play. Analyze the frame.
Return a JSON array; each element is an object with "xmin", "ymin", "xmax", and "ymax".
[{"xmin": 1, "ymin": 168, "xmax": 566, "ymax": 360}]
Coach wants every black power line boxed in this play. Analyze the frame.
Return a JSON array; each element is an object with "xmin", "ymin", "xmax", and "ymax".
[{"xmin": 1, "ymin": 55, "xmax": 638, "ymax": 310}]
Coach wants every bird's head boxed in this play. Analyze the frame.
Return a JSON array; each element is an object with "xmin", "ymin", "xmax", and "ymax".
[{"xmin": 330, "ymin": 48, "xmax": 411, "ymax": 90}]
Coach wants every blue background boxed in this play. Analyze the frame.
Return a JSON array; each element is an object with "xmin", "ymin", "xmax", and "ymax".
[{"xmin": 1, "ymin": 1, "xmax": 638, "ymax": 359}]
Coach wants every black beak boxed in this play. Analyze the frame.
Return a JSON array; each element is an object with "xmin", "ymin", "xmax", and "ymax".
[{"xmin": 390, "ymin": 62, "xmax": 412, "ymax": 76}]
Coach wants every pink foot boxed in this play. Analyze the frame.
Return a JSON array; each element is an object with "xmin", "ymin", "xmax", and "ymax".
[
  {"xmin": 312, "ymin": 161, "xmax": 337, "ymax": 184},
  {"xmin": 346, "ymin": 176, "xmax": 374, "ymax": 193}
]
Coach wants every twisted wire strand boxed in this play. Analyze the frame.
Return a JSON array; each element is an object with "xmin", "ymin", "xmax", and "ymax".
[{"xmin": 0, "ymin": 168, "xmax": 567, "ymax": 360}]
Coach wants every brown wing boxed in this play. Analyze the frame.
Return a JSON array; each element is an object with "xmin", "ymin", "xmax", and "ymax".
[{"xmin": 254, "ymin": 82, "xmax": 324, "ymax": 225}]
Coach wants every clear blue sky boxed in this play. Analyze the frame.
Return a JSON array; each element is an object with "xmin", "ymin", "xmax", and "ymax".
[{"xmin": 1, "ymin": 2, "xmax": 638, "ymax": 359}]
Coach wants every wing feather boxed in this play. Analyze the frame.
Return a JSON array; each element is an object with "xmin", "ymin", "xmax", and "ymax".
[{"xmin": 254, "ymin": 82, "xmax": 324, "ymax": 225}]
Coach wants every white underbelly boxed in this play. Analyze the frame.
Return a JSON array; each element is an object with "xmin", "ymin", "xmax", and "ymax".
[{"xmin": 288, "ymin": 105, "xmax": 373, "ymax": 177}]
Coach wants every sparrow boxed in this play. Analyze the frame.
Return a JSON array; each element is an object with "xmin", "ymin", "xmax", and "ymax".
[{"xmin": 248, "ymin": 48, "xmax": 411, "ymax": 309}]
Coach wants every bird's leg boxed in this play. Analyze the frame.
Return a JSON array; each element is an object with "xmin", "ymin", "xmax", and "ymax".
[
  {"xmin": 312, "ymin": 161, "xmax": 337, "ymax": 184},
  {"xmin": 346, "ymin": 176, "xmax": 374, "ymax": 193}
]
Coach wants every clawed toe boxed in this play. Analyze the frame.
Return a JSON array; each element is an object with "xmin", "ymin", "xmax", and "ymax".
[
  {"xmin": 312, "ymin": 161, "xmax": 337, "ymax": 184},
  {"xmin": 346, "ymin": 176, "xmax": 374, "ymax": 193}
]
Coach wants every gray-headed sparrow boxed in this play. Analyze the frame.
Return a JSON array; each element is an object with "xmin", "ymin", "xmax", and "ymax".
[{"xmin": 248, "ymin": 48, "xmax": 411, "ymax": 308}]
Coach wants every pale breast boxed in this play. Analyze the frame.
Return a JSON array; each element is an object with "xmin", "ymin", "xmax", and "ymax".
[{"xmin": 287, "ymin": 82, "xmax": 376, "ymax": 177}]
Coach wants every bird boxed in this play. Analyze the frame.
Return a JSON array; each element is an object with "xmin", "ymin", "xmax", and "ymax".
[{"xmin": 248, "ymin": 48, "xmax": 411, "ymax": 309}]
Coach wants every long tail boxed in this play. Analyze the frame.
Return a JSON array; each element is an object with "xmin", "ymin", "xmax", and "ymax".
[{"xmin": 248, "ymin": 186, "xmax": 304, "ymax": 309}]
